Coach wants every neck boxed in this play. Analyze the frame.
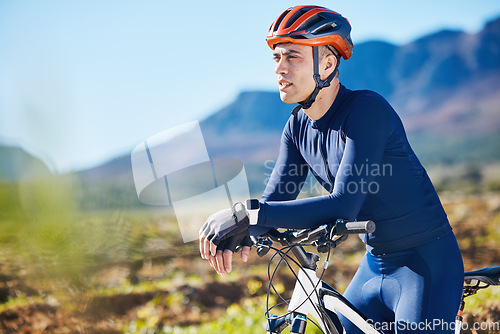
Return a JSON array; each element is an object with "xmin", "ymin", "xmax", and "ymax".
[{"xmin": 303, "ymin": 79, "xmax": 340, "ymax": 121}]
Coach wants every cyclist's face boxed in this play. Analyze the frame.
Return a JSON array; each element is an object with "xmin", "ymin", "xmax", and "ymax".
[{"xmin": 273, "ymin": 43, "xmax": 315, "ymax": 104}]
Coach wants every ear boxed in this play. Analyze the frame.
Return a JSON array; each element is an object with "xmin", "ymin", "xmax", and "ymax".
[{"xmin": 321, "ymin": 54, "xmax": 338, "ymax": 79}]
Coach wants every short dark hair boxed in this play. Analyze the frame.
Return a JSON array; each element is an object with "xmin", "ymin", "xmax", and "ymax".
[{"xmin": 319, "ymin": 45, "xmax": 340, "ymax": 59}]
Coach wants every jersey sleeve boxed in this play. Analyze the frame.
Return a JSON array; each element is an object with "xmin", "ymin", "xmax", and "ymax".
[{"xmin": 256, "ymin": 96, "xmax": 391, "ymax": 229}]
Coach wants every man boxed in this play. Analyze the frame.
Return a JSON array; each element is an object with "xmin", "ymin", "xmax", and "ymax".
[{"xmin": 199, "ymin": 5, "xmax": 464, "ymax": 333}]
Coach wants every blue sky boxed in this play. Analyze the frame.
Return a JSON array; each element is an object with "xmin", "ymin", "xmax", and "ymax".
[{"xmin": 1, "ymin": 0, "xmax": 499, "ymax": 172}]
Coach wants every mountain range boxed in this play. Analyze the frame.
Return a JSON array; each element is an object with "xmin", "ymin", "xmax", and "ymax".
[{"xmin": 2, "ymin": 17, "xmax": 499, "ymax": 207}]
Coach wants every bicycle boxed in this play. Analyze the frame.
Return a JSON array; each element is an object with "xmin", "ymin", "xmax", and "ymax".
[{"xmin": 250, "ymin": 220, "xmax": 500, "ymax": 334}]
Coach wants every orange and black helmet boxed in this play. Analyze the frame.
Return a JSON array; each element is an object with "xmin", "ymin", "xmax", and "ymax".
[{"xmin": 267, "ymin": 5, "xmax": 353, "ymax": 60}]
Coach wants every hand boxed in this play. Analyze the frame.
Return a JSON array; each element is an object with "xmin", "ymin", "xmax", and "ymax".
[
  {"xmin": 199, "ymin": 202, "xmax": 250, "ymax": 259},
  {"xmin": 199, "ymin": 203, "xmax": 252, "ymax": 276},
  {"xmin": 206, "ymin": 232, "xmax": 252, "ymax": 276}
]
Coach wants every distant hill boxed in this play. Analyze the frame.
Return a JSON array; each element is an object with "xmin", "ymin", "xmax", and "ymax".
[{"xmin": 0, "ymin": 146, "xmax": 50, "ymax": 181}]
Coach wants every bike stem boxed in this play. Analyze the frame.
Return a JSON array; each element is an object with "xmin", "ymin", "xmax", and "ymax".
[
  {"xmin": 291, "ymin": 245, "xmax": 320, "ymax": 271},
  {"xmin": 273, "ymin": 230, "xmax": 322, "ymax": 271}
]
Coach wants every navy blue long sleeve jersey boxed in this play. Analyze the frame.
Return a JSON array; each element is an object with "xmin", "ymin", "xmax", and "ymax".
[{"xmin": 251, "ymin": 84, "xmax": 451, "ymax": 254}]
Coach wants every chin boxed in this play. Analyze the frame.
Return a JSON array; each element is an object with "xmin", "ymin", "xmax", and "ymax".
[{"xmin": 279, "ymin": 92, "xmax": 299, "ymax": 104}]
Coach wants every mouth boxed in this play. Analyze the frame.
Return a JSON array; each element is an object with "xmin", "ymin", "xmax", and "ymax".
[{"xmin": 278, "ymin": 79, "xmax": 292, "ymax": 90}]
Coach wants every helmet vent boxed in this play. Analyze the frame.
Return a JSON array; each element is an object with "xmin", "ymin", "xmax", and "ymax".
[
  {"xmin": 284, "ymin": 6, "xmax": 317, "ymax": 29},
  {"xmin": 312, "ymin": 22, "xmax": 337, "ymax": 35},
  {"xmin": 297, "ymin": 14, "xmax": 324, "ymax": 32},
  {"xmin": 273, "ymin": 9, "xmax": 291, "ymax": 32}
]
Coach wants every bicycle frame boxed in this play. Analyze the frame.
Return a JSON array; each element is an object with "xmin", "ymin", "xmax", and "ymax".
[{"xmin": 285, "ymin": 267, "xmax": 382, "ymax": 334}]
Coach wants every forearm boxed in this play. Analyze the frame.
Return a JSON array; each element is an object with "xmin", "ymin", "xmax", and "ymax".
[{"xmin": 257, "ymin": 189, "xmax": 363, "ymax": 230}]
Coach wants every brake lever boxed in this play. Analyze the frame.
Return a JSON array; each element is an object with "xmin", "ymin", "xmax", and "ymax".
[
  {"xmin": 251, "ymin": 236, "xmax": 272, "ymax": 257},
  {"xmin": 257, "ymin": 245, "xmax": 270, "ymax": 257},
  {"xmin": 313, "ymin": 229, "xmax": 349, "ymax": 253},
  {"xmin": 333, "ymin": 234, "xmax": 348, "ymax": 246}
]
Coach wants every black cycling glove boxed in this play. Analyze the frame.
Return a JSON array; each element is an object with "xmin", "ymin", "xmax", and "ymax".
[
  {"xmin": 216, "ymin": 231, "xmax": 253, "ymax": 252},
  {"xmin": 201, "ymin": 202, "xmax": 250, "ymax": 246}
]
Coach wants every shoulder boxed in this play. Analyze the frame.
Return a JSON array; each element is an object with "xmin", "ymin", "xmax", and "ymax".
[
  {"xmin": 344, "ymin": 89, "xmax": 392, "ymax": 111},
  {"xmin": 340, "ymin": 89, "xmax": 394, "ymax": 136},
  {"xmin": 341, "ymin": 89, "xmax": 394, "ymax": 121}
]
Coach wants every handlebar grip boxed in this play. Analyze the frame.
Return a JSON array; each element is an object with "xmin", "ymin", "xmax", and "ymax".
[{"xmin": 334, "ymin": 220, "xmax": 376, "ymax": 234}]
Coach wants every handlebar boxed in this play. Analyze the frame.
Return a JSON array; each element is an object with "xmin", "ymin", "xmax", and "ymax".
[
  {"xmin": 251, "ymin": 219, "xmax": 375, "ymax": 268},
  {"xmin": 263, "ymin": 219, "xmax": 374, "ymax": 243},
  {"xmin": 252, "ymin": 219, "xmax": 375, "ymax": 257},
  {"xmin": 334, "ymin": 220, "xmax": 376, "ymax": 235}
]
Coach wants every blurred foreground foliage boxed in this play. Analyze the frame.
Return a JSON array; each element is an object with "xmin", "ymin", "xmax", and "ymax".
[{"xmin": 0, "ymin": 175, "xmax": 179, "ymax": 291}]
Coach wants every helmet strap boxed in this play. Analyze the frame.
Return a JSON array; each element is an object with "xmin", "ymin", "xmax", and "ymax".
[{"xmin": 292, "ymin": 46, "xmax": 340, "ymax": 116}]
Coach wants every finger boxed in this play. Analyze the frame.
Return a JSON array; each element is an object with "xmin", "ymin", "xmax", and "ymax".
[
  {"xmin": 209, "ymin": 253, "xmax": 219, "ymax": 270},
  {"xmin": 208, "ymin": 254, "xmax": 216, "ymax": 269},
  {"xmin": 223, "ymin": 249, "xmax": 233, "ymax": 273},
  {"xmin": 200, "ymin": 223, "xmax": 213, "ymax": 259},
  {"xmin": 209, "ymin": 240, "xmax": 217, "ymax": 257},
  {"xmin": 240, "ymin": 246, "xmax": 251, "ymax": 262},
  {"xmin": 203, "ymin": 236, "xmax": 213, "ymax": 260},
  {"xmin": 215, "ymin": 250, "xmax": 225, "ymax": 276},
  {"xmin": 200, "ymin": 234, "xmax": 209, "ymax": 260}
]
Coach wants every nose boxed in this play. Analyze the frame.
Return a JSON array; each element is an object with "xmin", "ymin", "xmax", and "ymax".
[{"xmin": 274, "ymin": 58, "xmax": 288, "ymax": 75}]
